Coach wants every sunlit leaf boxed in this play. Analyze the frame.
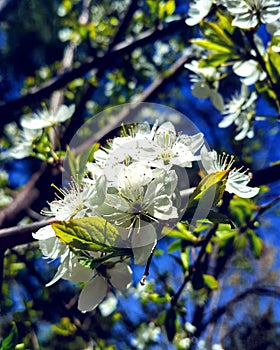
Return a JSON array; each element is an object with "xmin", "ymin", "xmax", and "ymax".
[
  {"xmin": 183, "ymin": 171, "xmax": 229, "ymax": 221},
  {"xmin": 52, "ymin": 217, "xmax": 121, "ymax": 252},
  {"xmin": 203, "ymin": 274, "xmax": 219, "ymax": 290}
]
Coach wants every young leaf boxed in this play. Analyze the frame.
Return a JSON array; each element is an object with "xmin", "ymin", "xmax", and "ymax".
[
  {"xmin": 52, "ymin": 217, "xmax": 121, "ymax": 252},
  {"xmin": 207, "ymin": 210, "xmax": 235, "ymax": 228},
  {"xmin": 167, "ymin": 239, "xmax": 181, "ymax": 253},
  {"xmin": 183, "ymin": 171, "xmax": 229, "ymax": 221},
  {"xmin": 247, "ymin": 229, "xmax": 263, "ymax": 258},
  {"xmin": 191, "ymin": 39, "xmax": 232, "ymax": 53},
  {"xmin": 203, "ymin": 274, "xmax": 219, "ymax": 290},
  {"xmin": 0, "ymin": 322, "xmax": 18, "ymax": 350}
]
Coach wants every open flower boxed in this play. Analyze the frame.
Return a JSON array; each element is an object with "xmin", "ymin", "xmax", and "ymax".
[
  {"xmin": 78, "ymin": 262, "xmax": 132, "ymax": 312},
  {"xmin": 98, "ymin": 163, "xmax": 178, "ymax": 264},
  {"xmin": 1, "ymin": 127, "xmax": 42, "ymax": 159},
  {"xmin": 21, "ymin": 104, "xmax": 75, "ymax": 130},
  {"xmin": 201, "ymin": 147, "xmax": 259, "ymax": 198},
  {"xmin": 42, "ymin": 175, "xmax": 106, "ymax": 220},
  {"xmin": 185, "ymin": 61, "xmax": 224, "ymax": 111},
  {"xmin": 93, "ymin": 121, "xmax": 204, "ymax": 176},
  {"xmin": 225, "ymin": 0, "xmax": 280, "ymax": 29},
  {"xmin": 219, "ymin": 84, "xmax": 257, "ymax": 140}
]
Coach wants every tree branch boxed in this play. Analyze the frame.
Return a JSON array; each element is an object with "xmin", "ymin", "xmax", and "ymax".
[
  {"xmin": 0, "ymin": 17, "xmax": 187, "ymax": 127},
  {"xmin": 61, "ymin": 0, "xmax": 140, "ymax": 145},
  {"xmin": 197, "ymin": 285, "xmax": 280, "ymax": 338}
]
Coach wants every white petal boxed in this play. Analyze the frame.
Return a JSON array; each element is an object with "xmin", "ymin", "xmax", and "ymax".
[
  {"xmin": 192, "ymin": 81, "xmax": 211, "ymax": 98},
  {"xmin": 232, "ymin": 13, "xmax": 258, "ymax": 29},
  {"xmin": 185, "ymin": 0, "xmax": 213, "ymax": 26},
  {"xmin": 55, "ymin": 104, "xmax": 75, "ymax": 123},
  {"xmin": 209, "ymin": 90, "xmax": 224, "ymax": 111},
  {"xmin": 39, "ymin": 237, "xmax": 67, "ymax": 259},
  {"xmin": 200, "ymin": 146, "xmax": 217, "ymax": 173},
  {"xmin": 78, "ymin": 276, "xmax": 108, "ymax": 313},
  {"xmin": 63, "ymin": 257, "xmax": 93, "ymax": 283},
  {"xmin": 32, "ymin": 225, "xmax": 56, "ymax": 240},
  {"xmin": 132, "ymin": 224, "xmax": 157, "ymax": 265},
  {"xmin": 108, "ymin": 263, "xmax": 132, "ymax": 291}
]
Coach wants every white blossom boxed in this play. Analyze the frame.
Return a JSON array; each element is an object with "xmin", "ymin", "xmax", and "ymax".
[
  {"xmin": 201, "ymin": 147, "xmax": 260, "ymax": 198},
  {"xmin": 185, "ymin": 61, "xmax": 224, "ymax": 111},
  {"xmin": 185, "ymin": 0, "xmax": 213, "ymax": 26},
  {"xmin": 93, "ymin": 121, "xmax": 204, "ymax": 174},
  {"xmin": 1, "ymin": 127, "xmax": 42, "ymax": 159},
  {"xmin": 21, "ymin": 104, "xmax": 75, "ymax": 130},
  {"xmin": 131, "ymin": 322, "xmax": 161, "ymax": 350},
  {"xmin": 42, "ymin": 176, "xmax": 106, "ymax": 221},
  {"xmin": 98, "ymin": 163, "xmax": 178, "ymax": 264},
  {"xmin": 219, "ymin": 84, "xmax": 257, "ymax": 140},
  {"xmin": 233, "ymin": 35, "xmax": 267, "ymax": 85},
  {"xmin": 225, "ymin": 0, "xmax": 280, "ymax": 29}
]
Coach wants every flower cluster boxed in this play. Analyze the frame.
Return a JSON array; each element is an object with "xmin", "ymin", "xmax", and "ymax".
[
  {"xmin": 33, "ymin": 120, "xmax": 259, "ymax": 312},
  {"xmin": 2, "ymin": 104, "xmax": 75, "ymax": 160}
]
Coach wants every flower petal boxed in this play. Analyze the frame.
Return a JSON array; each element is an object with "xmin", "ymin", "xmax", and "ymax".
[
  {"xmin": 108, "ymin": 263, "xmax": 132, "ymax": 291},
  {"xmin": 78, "ymin": 275, "xmax": 108, "ymax": 313},
  {"xmin": 132, "ymin": 224, "xmax": 157, "ymax": 265}
]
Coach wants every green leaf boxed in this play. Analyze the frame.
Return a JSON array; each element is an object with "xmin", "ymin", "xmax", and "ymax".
[
  {"xmin": 159, "ymin": 0, "xmax": 175, "ymax": 19},
  {"xmin": 180, "ymin": 248, "xmax": 190, "ymax": 271},
  {"xmin": 207, "ymin": 210, "xmax": 235, "ymax": 228},
  {"xmin": 229, "ymin": 197, "xmax": 255, "ymax": 225},
  {"xmin": 0, "ymin": 322, "xmax": 18, "ymax": 350},
  {"xmin": 203, "ymin": 274, "xmax": 219, "ymax": 290},
  {"xmin": 184, "ymin": 171, "xmax": 229, "ymax": 221},
  {"xmin": 164, "ymin": 308, "xmax": 177, "ymax": 341},
  {"xmin": 52, "ymin": 217, "xmax": 121, "ymax": 252},
  {"xmin": 200, "ymin": 52, "xmax": 236, "ymax": 67},
  {"xmin": 191, "ymin": 39, "xmax": 232, "ymax": 53},
  {"xmin": 200, "ymin": 21, "xmax": 234, "ymax": 47},
  {"xmin": 167, "ymin": 239, "xmax": 181, "ymax": 253},
  {"xmin": 247, "ymin": 230, "xmax": 263, "ymax": 258},
  {"xmin": 164, "ymin": 224, "xmax": 198, "ymax": 243}
]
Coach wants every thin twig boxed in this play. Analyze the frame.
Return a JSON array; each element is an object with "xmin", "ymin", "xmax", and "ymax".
[{"xmin": 140, "ymin": 242, "xmax": 157, "ymax": 285}]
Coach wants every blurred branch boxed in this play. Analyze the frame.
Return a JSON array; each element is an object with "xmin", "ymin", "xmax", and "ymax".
[
  {"xmin": 0, "ymin": 163, "xmax": 47, "ymax": 228},
  {"xmin": 0, "ymin": 219, "xmax": 52, "ymax": 250},
  {"xmin": 250, "ymin": 163, "xmax": 280, "ymax": 187},
  {"xmin": 0, "ymin": 17, "xmax": 187, "ymax": 127},
  {"xmin": 171, "ymin": 224, "xmax": 218, "ymax": 307},
  {"xmin": 61, "ymin": 0, "xmax": 140, "ymax": 145},
  {"xmin": 73, "ymin": 54, "xmax": 190, "ymax": 155},
  {"xmin": 196, "ymin": 285, "xmax": 280, "ymax": 338}
]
